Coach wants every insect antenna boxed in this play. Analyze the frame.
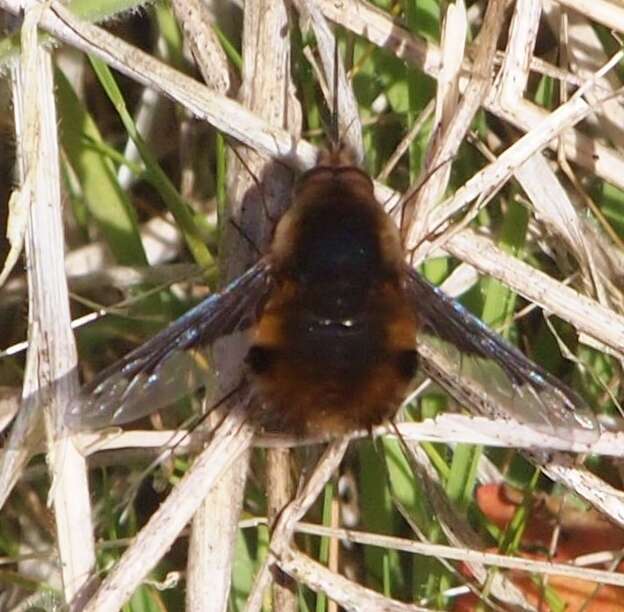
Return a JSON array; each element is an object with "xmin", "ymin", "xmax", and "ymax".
[
  {"xmin": 327, "ymin": 34, "xmax": 360, "ymax": 156},
  {"xmin": 329, "ymin": 34, "xmax": 340, "ymax": 153},
  {"xmin": 307, "ymin": 19, "xmax": 362, "ymax": 161},
  {"xmin": 311, "ymin": 30, "xmax": 343, "ymax": 154}
]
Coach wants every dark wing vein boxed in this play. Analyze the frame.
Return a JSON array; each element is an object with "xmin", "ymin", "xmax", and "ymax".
[
  {"xmin": 67, "ymin": 258, "xmax": 274, "ymax": 429},
  {"xmin": 403, "ymin": 265, "xmax": 598, "ymax": 438}
]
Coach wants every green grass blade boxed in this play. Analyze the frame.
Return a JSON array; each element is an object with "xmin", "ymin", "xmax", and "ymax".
[
  {"xmin": 56, "ymin": 69, "xmax": 148, "ymax": 266},
  {"xmin": 88, "ymin": 56, "xmax": 215, "ymax": 273}
]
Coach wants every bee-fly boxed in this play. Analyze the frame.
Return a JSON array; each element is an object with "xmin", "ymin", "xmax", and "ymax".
[
  {"xmin": 67, "ymin": 47, "xmax": 598, "ymax": 443},
  {"xmin": 246, "ymin": 146, "xmax": 419, "ymax": 434}
]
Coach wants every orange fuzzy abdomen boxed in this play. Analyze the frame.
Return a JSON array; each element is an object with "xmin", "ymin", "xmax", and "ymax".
[{"xmin": 247, "ymin": 280, "xmax": 419, "ymax": 435}]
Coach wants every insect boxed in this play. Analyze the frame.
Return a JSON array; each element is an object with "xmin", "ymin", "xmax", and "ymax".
[
  {"xmin": 65, "ymin": 141, "xmax": 599, "ymax": 442},
  {"xmin": 66, "ymin": 55, "xmax": 599, "ymax": 443}
]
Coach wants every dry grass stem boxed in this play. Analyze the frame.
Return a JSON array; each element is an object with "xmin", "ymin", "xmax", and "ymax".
[
  {"xmin": 556, "ymin": 0, "xmax": 624, "ymax": 32},
  {"xmin": 266, "ymin": 447, "xmax": 297, "ymax": 612},
  {"xmin": 75, "ymin": 415, "xmax": 624, "ymax": 458},
  {"xmin": 192, "ymin": 1, "xmax": 301, "ymax": 610},
  {"xmin": 1, "ymin": 0, "xmax": 624, "ymax": 608},
  {"xmin": 179, "ymin": 0, "xmax": 253, "ymax": 608},
  {"xmin": 545, "ymin": 0, "xmax": 624, "ymax": 151},
  {"xmin": 298, "ymin": 0, "xmax": 364, "ymax": 159},
  {"xmin": 171, "ymin": 0, "xmax": 233, "ymax": 95},
  {"xmin": 445, "ymin": 230, "xmax": 624, "ymax": 357},
  {"xmin": 410, "ymin": 49, "xmax": 623, "ymax": 252},
  {"xmin": 496, "ymin": 0, "xmax": 541, "ymax": 106},
  {"xmin": 396, "ymin": 438, "xmax": 532, "ymax": 607},
  {"xmin": 294, "ymin": 522, "xmax": 624, "ymax": 587},
  {"xmin": 280, "ymin": 548, "xmax": 430, "ymax": 612},
  {"xmin": 83, "ymin": 406, "xmax": 254, "ymax": 612},
  {"xmin": 539, "ymin": 455, "xmax": 624, "ymax": 526},
  {"xmin": 0, "ymin": 4, "xmax": 96, "ymax": 605},
  {"xmin": 245, "ymin": 439, "xmax": 349, "ymax": 611},
  {"xmin": 404, "ymin": 0, "xmax": 499, "ymax": 246},
  {"xmin": 319, "ymin": 0, "xmax": 624, "ymax": 192}
]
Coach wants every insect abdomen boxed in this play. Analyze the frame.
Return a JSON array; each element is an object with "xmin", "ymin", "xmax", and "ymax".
[
  {"xmin": 247, "ymin": 163, "xmax": 419, "ymax": 435},
  {"xmin": 248, "ymin": 281, "xmax": 418, "ymax": 435}
]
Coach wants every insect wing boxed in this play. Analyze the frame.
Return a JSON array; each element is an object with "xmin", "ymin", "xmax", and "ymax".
[
  {"xmin": 404, "ymin": 266, "xmax": 599, "ymax": 442},
  {"xmin": 67, "ymin": 259, "xmax": 274, "ymax": 429}
]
